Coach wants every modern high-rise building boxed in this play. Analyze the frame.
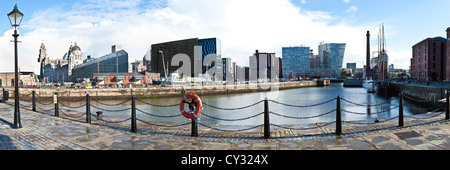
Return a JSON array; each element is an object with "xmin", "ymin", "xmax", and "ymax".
[
  {"xmin": 282, "ymin": 46, "xmax": 311, "ymax": 79},
  {"xmin": 249, "ymin": 50, "xmax": 279, "ymax": 82},
  {"xmin": 150, "ymin": 38, "xmax": 221, "ymax": 78},
  {"xmin": 318, "ymin": 43, "xmax": 346, "ymax": 78},
  {"xmin": 222, "ymin": 57, "xmax": 233, "ymax": 82}
]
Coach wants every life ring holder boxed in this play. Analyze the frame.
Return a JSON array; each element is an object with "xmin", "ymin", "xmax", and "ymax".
[{"xmin": 180, "ymin": 93, "xmax": 202, "ymax": 119}]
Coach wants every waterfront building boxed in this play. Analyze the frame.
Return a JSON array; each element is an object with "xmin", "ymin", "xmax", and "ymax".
[
  {"xmin": 411, "ymin": 36, "xmax": 447, "ymax": 81},
  {"xmin": 249, "ymin": 50, "xmax": 279, "ymax": 82},
  {"xmin": 235, "ymin": 65, "xmax": 244, "ymax": 82},
  {"xmin": 0, "ymin": 70, "xmax": 38, "ymax": 87},
  {"xmin": 232, "ymin": 62, "xmax": 237, "ymax": 82},
  {"xmin": 446, "ymin": 27, "xmax": 450, "ymax": 80},
  {"xmin": 222, "ymin": 57, "xmax": 234, "ymax": 82},
  {"xmin": 130, "ymin": 60, "xmax": 146, "ymax": 73},
  {"xmin": 346, "ymin": 63, "xmax": 357, "ymax": 74},
  {"xmin": 150, "ymin": 38, "xmax": 221, "ymax": 78},
  {"xmin": 72, "ymin": 46, "xmax": 129, "ymax": 83},
  {"xmin": 318, "ymin": 43, "xmax": 346, "ymax": 78},
  {"xmin": 199, "ymin": 38, "xmax": 222, "ymax": 75},
  {"xmin": 38, "ymin": 42, "xmax": 84, "ymax": 83},
  {"xmin": 145, "ymin": 72, "xmax": 160, "ymax": 85},
  {"xmin": 282, "ymin": 46, "xmax": 311, "ymax": 79},
  {"xmin": 93, "ymin": 72, "xmax": 144, "ymax": 86},
  {"xmin": 310, "ymin": 51, "xmax": 332, "ymax": 78}
]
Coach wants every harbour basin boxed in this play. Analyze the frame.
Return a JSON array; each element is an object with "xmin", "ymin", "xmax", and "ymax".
[{"xmin": 58, "ymin": 83, "xmax": 442, "ymax": 126}]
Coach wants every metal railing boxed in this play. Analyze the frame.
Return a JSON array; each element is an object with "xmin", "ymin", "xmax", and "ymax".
[{"xmin": 9, "ymin": 90, "xmax": 450, "ymax": 138}]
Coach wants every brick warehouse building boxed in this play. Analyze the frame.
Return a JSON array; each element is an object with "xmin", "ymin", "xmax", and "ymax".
[{"xmin": 411, "ymin": 27, "xmax": 450, "ymax": 81}]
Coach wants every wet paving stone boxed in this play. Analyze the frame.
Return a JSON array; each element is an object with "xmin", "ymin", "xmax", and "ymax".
[
  {"xmin": 406, "ymin": 139, "xmax": 423, "ymax": 145},
  {"xmin": 372, "ymin": 136, "xmax": 390, "ymax": 143},
  {"xmin": 379, "ymin": 144, "xmax": 404, "ymax": 150},
  {"xmin": 3, "ymin": 102, "xmax": 450, "ymax": 150},
  {"xmin": 155, "ymin": 144, "xmax": 173, "ymax": 150},
  {"xmin": 394, "ymin": 131, "xmax": 423, "ymax": 140},
  {"xmin": 279, "ymin": 142, "xmax": 300, "ymax": 149},
  {"xmin": 347, "ymin": 140, "xmax": 377, "ymax": 150}
]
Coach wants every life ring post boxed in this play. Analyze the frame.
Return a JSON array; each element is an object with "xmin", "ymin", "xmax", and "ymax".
[
  {"xmin": 191, "ymin": 117, "xmax": 198, "ymax": 137},
  {"xmin": 180, "ymin": 93, "xmax": 202, "ymax": 119}
]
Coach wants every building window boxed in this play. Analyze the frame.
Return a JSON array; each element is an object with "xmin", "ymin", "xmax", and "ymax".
[{"xmin": 11, "ymin": 79, "xmax": 14, "ymax": 87}]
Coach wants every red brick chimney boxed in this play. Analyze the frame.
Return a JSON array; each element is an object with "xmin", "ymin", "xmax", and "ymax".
[
  {"xmin": 447, "ymin": 27, "xmax": 450, "ymax": 40},
  {"xmin": 366, "ymin": 31, "xmax": 371, "ymax": 79}
]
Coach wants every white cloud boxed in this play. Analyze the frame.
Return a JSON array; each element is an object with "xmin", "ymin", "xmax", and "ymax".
[
  {"xmin": 0, "ymin": 0, "xmax": 390, "ymax": 74},
  {"xmin": 343, "ymin": 0, "xmax": 351, "ymax": 3},
  {"xmin": 345, "ymin": 5, "xmax": 358, "ymax": 13}
]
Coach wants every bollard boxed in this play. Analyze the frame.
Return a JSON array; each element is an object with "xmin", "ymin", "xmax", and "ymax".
[
  {"xmin": 446, "ymin": 90, "xmax": 449, "ymax": 120},
  {"xmin": 399, "ymin": 93, "xmax": 404, "ymax": 127},
  {"xmin": 54, "ymin": 92, "xmax": 59, "ymax": 117},
  {"xmin": 32, "ymin": 90, "xmax": 36, "ymax": 112},
  {"xmin": 191, "ymin": 117, "xmax": 198, "ymax": 137},
  {"xmin": 336, "ymin": 96, "xmax": 342, "ymax": 136},
  {"xmin": 86, "ymin": 94, "xmax": 91, "ymax": 123},
  {"xmin": 264, "ymin": 97, "xmax": 270, "ymax": 138},
  {"xmin": 131, "ymin": 96, "xmax": 137, "ymax": 133}
]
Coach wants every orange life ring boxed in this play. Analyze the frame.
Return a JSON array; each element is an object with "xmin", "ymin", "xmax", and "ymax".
[{"xmin": 180, "ymin": 93, "xmax": 202, "ymax": 119}]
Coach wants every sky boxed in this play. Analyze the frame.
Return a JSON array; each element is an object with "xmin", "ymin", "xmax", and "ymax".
[{"xmin": 0, "ymin": 0, "xmax": 449, "ymax": 74}]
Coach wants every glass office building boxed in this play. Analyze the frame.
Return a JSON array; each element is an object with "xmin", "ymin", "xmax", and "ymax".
[
  {"xmin": 72, "ymin": 50, "xmax": 129, "ymax": 82},
  {"xmin": 282, "ymin": 46, "xmax": 311, "ymax": 78},
  {"xmin": 198, "ymin": 38, "xmax": 222, "ymax": 77},
  {"xmin": 318, "ymin": 43, "xmax": 346, "ymax": 78}
]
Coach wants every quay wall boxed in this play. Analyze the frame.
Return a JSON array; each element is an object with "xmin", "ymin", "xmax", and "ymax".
[
  {"xmin": 3, "ymin": 80, "xmax": 330, "ymax": 100},
  {"xmin": 390, "ymin": 82, "xmax": 446, "ymax": 103}
]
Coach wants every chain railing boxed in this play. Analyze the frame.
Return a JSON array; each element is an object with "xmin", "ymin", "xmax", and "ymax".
[{"xmin": 8, "ymin": 89, "xmax": 450, "ymax": 138}]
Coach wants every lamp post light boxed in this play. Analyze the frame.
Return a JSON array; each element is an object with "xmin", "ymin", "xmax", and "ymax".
[{"xmin": 8, "ymin": 4, "xmax": 24, "ymax": 129}]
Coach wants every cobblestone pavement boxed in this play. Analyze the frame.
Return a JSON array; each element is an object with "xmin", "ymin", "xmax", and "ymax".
[{"xmin": 2, "ymin": 102, "xmax": 450, "ymax": 150}]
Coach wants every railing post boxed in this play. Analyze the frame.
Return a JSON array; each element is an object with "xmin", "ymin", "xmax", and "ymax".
[
  {"xmin": 86, "ymin": 94, "xmax": 91, "ymax": 123},
  {"xmin": 191, "ymin": 117, "xmax": 198, "ymax": 137},
  {"xmin": 336, "ymin": 96, "xmax": 342, "ymax": 136},
  {"xmin": 264, "ymin": 97, "xmax": 270, "ymax": 138},
  {"xmin": 54, "ymin": 92, "xmax": 59, "ymax": 117},
  {"xmin": 131, "ymin": 96, "xmax": 137, "ymax": 133},
  {"xmin": 2, "ymin": 88, "xmax": 5, "ymax": 103},
  {"xmin": 446, "ymin": 90, "xmax": 449, "ymax": 120},
  {"xmin": 399, "ymin": 93, "xmax": 404, "ymax": 127},
  {"xmin": 32, "ymin": 90, "xmax": 36, "ymax": 112}
]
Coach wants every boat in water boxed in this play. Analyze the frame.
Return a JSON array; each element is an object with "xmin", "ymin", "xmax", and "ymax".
[{"xmin": 363, "ymin": 79, "xmax": 375, "ymax": 88}]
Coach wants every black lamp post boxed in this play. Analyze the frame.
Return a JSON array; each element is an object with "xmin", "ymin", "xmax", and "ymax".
[{"xmin": 8, "ymin": 4, "xmax": 24, "ymax": 129}]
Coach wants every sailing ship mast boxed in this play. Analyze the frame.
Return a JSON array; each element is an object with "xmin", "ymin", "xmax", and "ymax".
[{"xmin": 377, "ymin": 23, "xmax": 387, "ymax": 82}]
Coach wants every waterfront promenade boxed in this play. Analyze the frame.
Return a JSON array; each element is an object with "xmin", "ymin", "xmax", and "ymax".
[
  {"xmin": 2, "ymin": 80, "xmax": 330, "ymax": 99},
  {"xmin": 2, "ymin": 101, "xmax": 450, "ymax": 150}
]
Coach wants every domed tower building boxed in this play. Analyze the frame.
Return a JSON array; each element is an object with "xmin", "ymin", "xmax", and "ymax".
[{"xmin": 67, "ymin": 42, "xmax": 83, "ymax": 77}]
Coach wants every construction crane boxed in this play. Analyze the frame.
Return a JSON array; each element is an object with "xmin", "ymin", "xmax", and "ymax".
[{"xmin": 159, "ymin": 51, "xmax": 169, "ymax": 80}]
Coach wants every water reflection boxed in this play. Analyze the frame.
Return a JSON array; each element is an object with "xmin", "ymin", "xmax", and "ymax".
[{"xmin": 58, "ymin": 83, "xmax": 442, "ymax": 126}]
